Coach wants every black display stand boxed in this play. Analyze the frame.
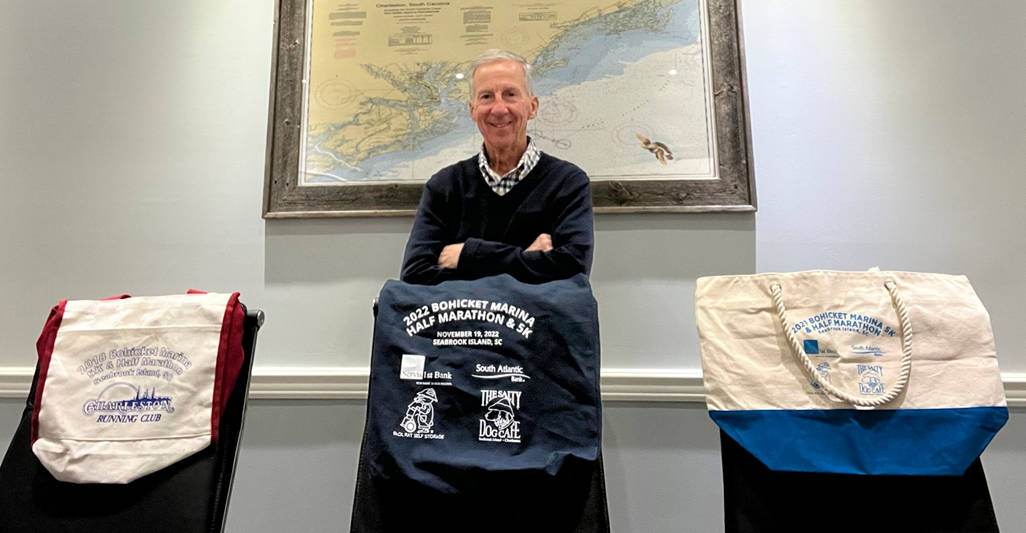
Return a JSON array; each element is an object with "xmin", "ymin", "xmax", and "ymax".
[{"xmin": 719, "ymin": 430, "xmax": 1000, "ymax": 532}]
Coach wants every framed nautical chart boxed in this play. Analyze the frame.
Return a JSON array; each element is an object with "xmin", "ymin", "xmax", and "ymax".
[{"xmin": 264, "ymin": 0, "xmax": 755, "ymax": 217}]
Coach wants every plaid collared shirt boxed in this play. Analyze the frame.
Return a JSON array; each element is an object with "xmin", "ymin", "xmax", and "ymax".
[{"xmin": 477, "ymin": 138, "xmax": 541, "ymax": 196}]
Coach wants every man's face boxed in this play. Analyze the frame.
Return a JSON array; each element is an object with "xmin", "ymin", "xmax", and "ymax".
[{"xmin": 469, "ymin": 60, "xmax": 538, "ymax": 155}]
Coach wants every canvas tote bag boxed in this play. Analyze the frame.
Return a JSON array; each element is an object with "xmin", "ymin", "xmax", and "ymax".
[
  {"xmin": 696, "ymin": 270, "xmax": 1008, "ymax": 475},
  {"xmin": 351, "ymin": 273, "xmax": 602, "ymax": 532},
  {"xmin": 30, "ymin": 291, "xmax": 245, "ymax": 483}
]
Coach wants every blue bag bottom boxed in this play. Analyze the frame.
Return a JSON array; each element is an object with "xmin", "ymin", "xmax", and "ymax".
[{"xmin": 710, "ymin": 406, "xmax": 1009, "ymax": 475}]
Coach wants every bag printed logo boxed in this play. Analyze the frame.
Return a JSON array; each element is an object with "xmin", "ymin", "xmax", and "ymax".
[
  {"xmin": 803, "ymin": 339, "xmax": 840, "ymax": 356},
  {"xmin": 858, "ymin": 365, "xmax": 884, "ymax": 395},
  {"xmin": 851, "ymin": 345, "xmax": 884, "ymax": 356},
  {"xmin": 478, "ymin": 390, "xmax": 522, "ymax": 443},
  {"xmin": 394, "ymin": 388, "xmax": 444, "ymax": 440},
  {"xmin": 811, "ymin": 362, "xmax": 831, "ymax": 390},
  {"xmin": 472, "ymin": 362, "xmax": 531, "ymax": 383},
  {"xmin": 791, "ymin": 311, "xmax": 897, "ymax": 337},
  {"xmin": 81, "ymin": 383, "xmax": 175, "ymax": 423},
  {"xmin": 73, "ymin": 344, "xmax": 194, "ymax": 426},
  {"xmin": 400, "ymin": 354, "xmax": 426, "ymax": 380}
]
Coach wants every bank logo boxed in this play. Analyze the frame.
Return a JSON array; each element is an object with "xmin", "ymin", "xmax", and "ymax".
[
  {"xmin": 851, "ymin": 345, "xmax": 884, "ymax": 357},
  {"xmin": 400, "ymin": 354, "xmax": 426, "ymax": 380},
  {"xmin": 472, "ymin": 363, "xmax": 531, "ymax": 383},
  {"xmin": 478, "ymin": 390, "xmax": 522, "ymax": 443},
  {"xmin": 399, "ymin": 388, "xmax": 438, "ymax": 434},
  {"xmin": 858, "ymin": 365, "xmax": 884, "ymax": 395},
  {"xmin": 802, "ymin": 339, "xmax": 839, "ymax": 357},
  {"xmin": 82, "ymin": 382, "xmax": 175, "ymax": 417}
]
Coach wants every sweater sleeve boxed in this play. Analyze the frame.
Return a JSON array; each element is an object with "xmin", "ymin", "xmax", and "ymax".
[
  {"xmin": 458, "ymin": 170, "xmax": 594, "ymax": 283},
  {"xmin": 400, "ymin": 176, "xmax": 461, "ymax": 285}
]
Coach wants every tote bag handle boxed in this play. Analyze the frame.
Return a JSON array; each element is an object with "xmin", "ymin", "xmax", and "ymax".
[{"xmin": 769, "ymin": 280, "xmax": 913, "ymax": 407}]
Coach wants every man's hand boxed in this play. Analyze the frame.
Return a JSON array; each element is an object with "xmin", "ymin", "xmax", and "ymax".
[
  {"xmin": 526, "ymin": 233, "xmax": 553, "ymax": 252},
  {"xmin": 438, "ymin": 243, "xmax": 464, "ymax": 269},
  {"xmin": 438, "ymin": 234, "xmax": 549, "ymax": 270}
]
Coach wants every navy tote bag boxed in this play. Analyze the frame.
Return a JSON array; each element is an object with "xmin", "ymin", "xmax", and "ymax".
[{"xmin": 351, "ymin": 274, "xmax": 603, "ymax": 532}]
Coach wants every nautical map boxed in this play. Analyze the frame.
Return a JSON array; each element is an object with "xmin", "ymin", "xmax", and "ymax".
[{"xmin": 302, "ymin": 0, "xmax": 715, "ymax": 184}]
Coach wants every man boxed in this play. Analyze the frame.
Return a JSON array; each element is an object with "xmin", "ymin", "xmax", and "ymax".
[
  {"xmin": 400, "ymin": 49, "xmax": 594, "ymax": 284},
  {"xmin": 380, "ymin": 54, "xmax": 607, "ymax": 533}
]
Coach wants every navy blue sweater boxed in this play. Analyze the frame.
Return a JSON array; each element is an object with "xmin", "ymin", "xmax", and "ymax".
[{"xmin": 400, "ymin": 153, "xmax": 594, "ymax": 285}]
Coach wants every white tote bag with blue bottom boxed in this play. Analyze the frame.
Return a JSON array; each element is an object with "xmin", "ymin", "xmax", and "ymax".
[{"xmin": 696, "ymin": 270, "xmax": 1007, "ymax": 476}]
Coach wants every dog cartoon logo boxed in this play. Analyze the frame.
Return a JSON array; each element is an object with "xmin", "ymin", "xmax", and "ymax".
[
  {"xmin": 484, "ymin": 397, "xmax": 517, "ymax": 430},
  {"xmin": 478, "ymin": 390, "xmax": 522, "ymax": 443},
  {"xmin": 858, "ymin": 365, "xmax": 885, "ymax": 395}
]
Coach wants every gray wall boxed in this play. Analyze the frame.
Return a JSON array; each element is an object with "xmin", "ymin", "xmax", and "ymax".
[{"xmin": 1, "ymin": 1, "xmax": 1024, "ymax": 531}]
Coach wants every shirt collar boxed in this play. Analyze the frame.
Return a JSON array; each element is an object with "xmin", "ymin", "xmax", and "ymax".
[{"xmin": 477, "ymin": 137, "xmax": 541, "ymax": 196}]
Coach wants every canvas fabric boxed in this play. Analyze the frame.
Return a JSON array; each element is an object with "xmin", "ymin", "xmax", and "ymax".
[
  {"xmin": 696, "ymin": 270, "xmax": 1007, "ymax": 475},
  {"xmin": 351, "ymin": 274, "xmax": 602, "ymax": 532},
  {"xmin": 30, "ymin": 291, "xmax": 245, "ymax": 484}
]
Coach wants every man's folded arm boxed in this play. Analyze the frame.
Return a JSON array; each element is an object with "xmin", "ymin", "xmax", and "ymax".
[
  {"xmin": 458, "ymin": 178, "xmax": 593, "ymax": 283},
  {"xmin": 400, "ymin": 181, "xmax": 460, "ymax": 285}
]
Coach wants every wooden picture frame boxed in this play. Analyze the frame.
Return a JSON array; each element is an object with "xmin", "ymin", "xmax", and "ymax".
[{"xmin": 264, "ymin": 0, "xmax": 755, "ymax": 218}]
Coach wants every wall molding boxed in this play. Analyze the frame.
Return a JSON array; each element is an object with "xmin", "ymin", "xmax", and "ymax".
[
  {"xmin": 2, "ymin": 366, "xmax": 1025, "ymax": 406},
  {"xmin": 0, "ymin": 368, "xmax": 35, "ymax": 400}
]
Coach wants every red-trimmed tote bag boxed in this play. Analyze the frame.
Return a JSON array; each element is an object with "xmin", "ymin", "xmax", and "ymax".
[
  {"xmin": 30, "ymin": 291, "xmax": 245, "ymax": 483},
  {"xmin": 696, "ymin": 270, "xmax": 1008, "ymax": 476}
]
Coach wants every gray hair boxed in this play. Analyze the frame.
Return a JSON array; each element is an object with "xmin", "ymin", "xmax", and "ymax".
[{"xmin": 468, "ymin": 49, "xmax": 534, "ymax": 97}]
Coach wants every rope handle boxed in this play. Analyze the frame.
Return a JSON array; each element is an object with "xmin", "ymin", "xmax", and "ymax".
[{"xmin": 769, "ymin": 280, "xmax": 913, "ymax": 407}]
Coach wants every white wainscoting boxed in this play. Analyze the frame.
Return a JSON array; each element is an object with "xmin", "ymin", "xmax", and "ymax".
[{"xmin": 3, "ymin": 366, "xmax": 1024, "ymax": 405}]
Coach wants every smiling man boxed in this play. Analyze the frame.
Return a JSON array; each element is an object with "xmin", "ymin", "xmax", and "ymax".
[{"xmin": 400, "ymin": 49, "xmax": 594, "ymax": 285}]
